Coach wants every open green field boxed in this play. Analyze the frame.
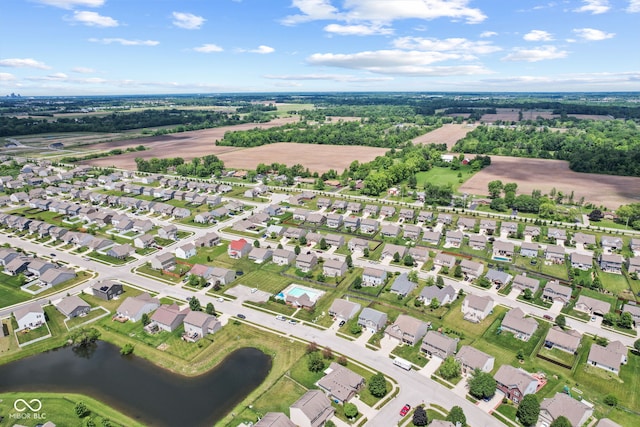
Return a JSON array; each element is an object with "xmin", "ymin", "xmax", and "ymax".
[
  {"xmin": 415, "ymin": 165, "xmax": 477, "ymax": 192},
  {"xmin": 0, "ymin": 272, "xmax": 30, "ymax": 308},
  {"xmin": 599, "ymin": 271, "xmax": 632, "ymax": 298}
]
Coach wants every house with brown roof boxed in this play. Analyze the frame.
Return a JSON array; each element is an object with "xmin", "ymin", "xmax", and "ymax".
[
  {"xmin": 542, "ymin": 281, "xmax": 572, "ymax": 305},
  {"xmin": 544, "ymin": 326, "xmax": 581, "ymax": 354},
  {"xmin": 323, "ymin": 259, "xmax": 347, "ymax": 277},
  {"xmin": 519, "ymin": 242, "xmax": 539, "ymax": 258},
  {"xmin": 455, "ymin": 345, "xmax": 495, "ymax": 374},
  {"xmin": 501, "ymin": 308, "xmax": 538, "ymax": 341},
  {"xmin": 194, "ymin": 232, "xmax": 220, "ymax": 248},
  {"xmin": 575, "ymin": 295, "xmax": 611, "ymax": 316},
  {"xmin": 494, "ymin": 365, "xmax": 538, "ymax": 404},
  {"xmin": 317, "ymin": 362, "xmax": 365, "ymax": 404},
  {"xmin": 289, "ymin": 390, "xmax": 334, "ymax": 427},
  {"xmin": 460, "ymin": 259, "xmax": 484, "ymax": 279},
  {"xmin": 587, "ymin": 341, "xmax": 627, "ymax": 375},
  {"xmin": 296, "ymin": 253, "xmax": 317, "ymax": 272},
  {"xmin": 539, "ymin": 393, "xmax": 593, "ymax": 427},
  {"xmin": 385, "ymin": 314, "xmax": 429, "ymax": 345},
  {"xmin": 421, "ymin": 331, "xmax": 457, "ymax": 359},
  {"xmin": 382, "ymin": 243, "xmax": 407, "ymax": 260},
  {"xmin": 461, "ymin": 294, "xmax": 494, "ymax": 323},
  {"xmin": 150, "ymin": 304, "xmax": 189, "ymax": 332},
  {"xmin": 599, "ymin": 253, "xmax": 624, "ymax": 274}
]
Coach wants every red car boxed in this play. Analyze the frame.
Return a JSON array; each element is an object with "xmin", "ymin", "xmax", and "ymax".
[{"xmin": 400, "ymin": 404, "xmax": 411, "ymax": 416}]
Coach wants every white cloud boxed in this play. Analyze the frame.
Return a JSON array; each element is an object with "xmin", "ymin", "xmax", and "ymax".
[
  {"xmin": 481, "ymin": 71, "xmax": 640, "ymax": 87},
  {"xmin": 193, "ymin": 44, "xmax": 224, "ymax": 53},
  {"xmin": 88, "ymin": 38, "xmax": 159, "ymax": 46},
  {"xmin": 629, "ymin": 0, "xmax": 640, "ymax": 12},
  {"xmin": 523, "ymin": 30, "xmax": 554, "ymax": 41},
  {"xmin": 574, "ymin": 0, "xmax": 610, "ymax": 14},
  {"xmin": 324, "ymin": 23, "xmax": 393, "ymax": 36},
  {"xmin": 263, "ymin": 73, "xmax": 393, "ymax": 82},
  {"xmin": 307, "ymin": 49, "xmax": 492, "ymax": 75},
  {"xmin": 572, "ymin": 28, "xmax": 615, "ymax": 40},
  {"xmin": 33, "ymin": 0, "xmax": 105, "ymax": 9},
  {"xmin": 392, "ymin": 36, "xmax": 501, "ymax": 55},
  {"xmin": 502, "ymin": 46, "xmax": 568, "ymax": 62},
  {"xmin": 480, "ymin": 31, "xmax": 497, "ymax": 38},
  {"xmin": 249, "ymin": 45, "xmax": 275, "ymax": 54},
  {"xmin": 70, "ymin": 10, "xmax": 118, "ymax": 27},
  {"xmin": 72, "ymin": 67, "xmax": 95, "ymax": 73},
  {"xmin": 0, "ymin": 58, "xmax": 51, "ymax": 69},
  {"xmin": 282, "ymin": 0, "xmax": 486, "ymax": 26},
  {"xmin": 0, "ymin": 73, "xmax": 16, "ymax": 81},
  {"xmin": 172, "ymin": 12, "xmax": 206, "ymax": 29}
]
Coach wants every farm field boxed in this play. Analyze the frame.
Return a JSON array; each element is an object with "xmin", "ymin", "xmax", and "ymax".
[
  {"xmin": 411, "ymin": 123, "xmax": 477, "ymax": 149},
  {"xmin": 81, "ymin": 117, "xmax": 299, "ymax": 170},
  {"xmin": 216, "ymin": 142, "xmax": 389, "ymax": 173},
  {"xmin": 458, "ymin": 155, "xmax": 640, "ymax": 209}
]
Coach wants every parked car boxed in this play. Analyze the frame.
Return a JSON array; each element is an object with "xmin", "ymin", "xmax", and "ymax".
[
  {"xmin": 400, "ymin": 404, "xmax": 411, "ymax": 416},
  {"xmin": 289, "ymin": 319, "xmax": 297, "ymax": 325},
  {"xmin": 237, "ymin": 313, "xmax": 246, "ymax": 319},
  {"xmin": 338, "ymin": 320, "xmax": 346, "ymax": 327},
  {"xmin": 276, "ymin": 315, "xmax": 286, "ymax": 321}
]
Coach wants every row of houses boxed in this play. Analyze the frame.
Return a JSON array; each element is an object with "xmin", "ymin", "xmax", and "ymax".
[{"xmin": 0, "ymin": 248, "xmax": 76, "ymax": 288}]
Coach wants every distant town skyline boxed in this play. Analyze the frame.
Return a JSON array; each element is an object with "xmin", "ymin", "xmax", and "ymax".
[{"xmin": 1, "ymin": 0, "xmax": 639, "ymax": 95}]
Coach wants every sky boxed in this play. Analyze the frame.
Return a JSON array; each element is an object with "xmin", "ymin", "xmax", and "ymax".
[{"xmin": 1, "ymin": 0, "xmax": 639, "ymax": 95}]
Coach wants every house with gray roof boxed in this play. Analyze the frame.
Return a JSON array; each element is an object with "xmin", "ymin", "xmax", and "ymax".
[
  {"xmin": 468, "ymin": 234, "xmax": 487, "ymax": 250},
  {"xmin": 289, "ymin": 390, "xmax": 334, "ymax": 427},
  {"xmin": 539, "ymin": 393, "xmax": 593, "ymax": 427},
  {"xmin": 461, "ymin": 294, "xmax": 494, "ymax": 323},
  {"xmin": 116, "ymin": 293, "xmax": 160, "ymax": 322},
  {"xmin": 437, "ymin": 213, "xmax": 453, "ymax": 224},
  {"xmin": 317, "ymin": 362, "xmax": 365, "ymax": 403},
  {"xmin": 92, "ymin": 280, "xmax": 123, "ymax": 301},
  {"xmin": 422, "ymin": 230, "xmax": 441, "ymax": 245},
  {"xmin": 323, "ymin": 259, "xmax": 347, "ymax": 277},
  {"xmin": 573, "ymin": 232, "xmax": 596, "ymax": 246},
  {"xmin": 622, "ymin": 303, "xmax": 640, "ymax": 326},
  {"xmin": 358, "ymin": 307, "xmax": 387, "ymax": 333},
  {"xmin": 628, "ymin": 256, "xmax": 640, "ymax": 274},
  {"xmin": 599, "ymin": 253, "xmax": 623, "ymax": 274},
  {"xmin": 380, "ymin": 206, "xmax": 396, "ymax": 217},
  {"xmin": 485, "ymin": 269, "xmax": 513, "ymax": 287},
  {"xmin": 434, "ymin": 252, "xmax": 456, "ymax": 268},
  {"xmin": 542, "ymin": 281, "xmax": 572, "ymax": 305},
  {"xmin": 382, "ymin": 243, "xmax": 407, "ymax": 259},
  {"xmin": 512, "ymin": 274, "xmax": 540, "ymax": 294},
  {"xmin": 328, "ymin": 299, "xmax": 361, "ymax": 322},
  {"xmin": 254, "ymin": 413, "xmax": 295, "ymax": 427},
  {"xmin": 455, "ymin": 345, "xmax": 495, "ymax": 374},
  {"xmin": 403, "ymin": 224, "xmax": 421, "ymax": 240},
  {"xmin": 360, "ymin": 218, "xmax": 379, "ymax": 233},
  {"xmin": 385, "ymin": 314, "xmax": 429, "ymax": 345},
  {"xmin": 524, "ymin": 225, "xmax": 540, "ymax": 237},
  {"xmin": 445, "ymin": 230, "xmax": 463, "ymax": 247},
  {"xmin": 362, "ymin": 267, "xmax": 387, "ymax": 286},
  {"xmin": 458, "ymin": 217, "xmax": 476, "ymax": 230},
  {"xmin": 390, "ymin": 273, "xmax": 417, "ymax": 297},
  {"xmin": 150, "ymin": 304, "xmax": 189, "ymax": 332},
  {"xmin": 364, "ymin": 204, "xmax": 379, "ymax": 216},
  {"xmin": 151, "ymin": 252, "xmax": 175, "ymax": 271},
  {"xmin": 575, "ymin": 295, "xmax": 610, "ymax": 316},
  {"xmin": 419, "ymin": 285, "xmax": 457, "ymax": 306},
  {"xmin": 55, "ymin": 295, "xmax": 90, "ymax": 318},
  {"xmin": 570, "ymin": 252, "xmax": 593, "ymax": 271},
  {"xmin": 296, "ymin": 253, "xmax": 318, "ymax": 272},
  {"xmin": 601, "ymin": 235, "xmax": 623, "ymax": 251},
  {"xmin": 421, "ymin": 331, "xmax": 457, "ymax": 359},
  {"xmin": 272, "ymin": 249, "xmax": 295, "ymax": 266},
  {"xmin": 544, "ymin": 326, "xmax": 581, "ymax": 354},
  {"xmin": 494, "ymin": 365, "xmax": 538, "ymax": 404},
  {"xmin": 545, "ymin": 245, "xmax": 565, "ymax": 263},
  {"xmin": 249, "ymin": 247, "xmax": 273, "ymax": 264},
  {"xmin": 547, "ymin": 228, "xmax": 567, "ymax": 242},
  {"xmin": 493, "ymin": 240, "xmax": 515, "ymax": 258},
  {"xmin": 501, "ymin": 308, "xmax": 538, "ymax": 341},
  {"xmin": 501, "ymin": 221, "xmax": 518, "ymax": 236},
  {"xmin": 460, "ymin": 259, "xmax": 484, "ymax": 279},
  {"xmin": 588, "ymin": 341, "xmax": 627, "ymax": 375},
  {"xmin": 40, "ymin": 268, "xmax": 76, "ymax": 288}
]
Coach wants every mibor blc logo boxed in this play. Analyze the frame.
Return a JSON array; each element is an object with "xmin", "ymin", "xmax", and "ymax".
[{"xmin": 11, "ymin": 398, "xmax": 46, "ymax": 420}]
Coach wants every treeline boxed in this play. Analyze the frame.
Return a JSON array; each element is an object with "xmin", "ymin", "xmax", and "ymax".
[
  {"xmin": 61, "ymin": 145, "xmax": 146, "ymax": 163},
  {"xmin": 135, "ymin": 155, "xmax": 224, "ymax": 177},
  {"xmin": 0, "ymin": 109, "xmax": 259, "ymax": 137},
  {"xmin": 218, "ymin": 120, "xmax": 433, "ymax": 148},
  {"xmin": 453, "ymin": 120, "xmax": 640, "ymax": 176}
]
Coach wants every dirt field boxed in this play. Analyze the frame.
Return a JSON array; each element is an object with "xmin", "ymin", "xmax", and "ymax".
[
  {"xmin": 82, "ymin": 117, "xmax": 298, "ymax": 170},
  {"xmin": 217, "ymin": 143, "xmax": 388, "ymax": 173},
  {"xmin": 459, "ymin": 156, "xmax": 640, "ymax": 209},
  {"xmin": 412, "ymin": 124, "xmax": 477, "ymax": 149}
]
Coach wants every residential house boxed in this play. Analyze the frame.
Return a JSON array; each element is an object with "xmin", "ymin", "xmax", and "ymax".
[
  {"xmin": 458, "ymin": 217, "xmax": 476, "ymax": 230},
  {"xmin": 194, "ymin": 232, "xmax": 220, "ymax": 248},
  {"xmin": 419, "ymin": 285, "xmax": 457, "ymax": 306},
  {"xmin": 362, "ymin": 267, "xmax": 387, "ymax": 286},
  {"xmin": 460, "ymin": 259, "xmax": 484, "ymax": 279},
  {"xmin": 183, "ymin": 311, "xmax": 221, "ymax": 341},
  {"xmin": 264, "ymin": 224, "xmax": 285, "ymax": 238},
  {"xmin": 228, "ymin": 239, "xmax": 251, "ymax": 259},
  {"xmin": 417, "ymin": 211, "xmax": 433, "ymax": 223},
  {"xmin": 479, "ymin": 219, "xmax": 497, "ymax": 235},
  {"xmin": 92, "ymin": 280, "xmax": 123, "ymax": 301},
  {"xmin": 106, "ymin": 244, "xmax": 134, "ymax": 260},
  {"xmin": 524, "ymin": 226, "xmax": 540, "ymax": 237},
  {"xmin": 133, "ymin": 220, "xmax": 154, "ymax": 234},
  {"xmin": 445, "ymin": 230, "xmax": 463, "ymax": 247},
  {"xmin": 283, "ymin": 227, "xmax": 307, "ymax": 240},
  {"xmin": 150, "ymin": 304, "xmax": 189, "ymax": 332},
  {"xmin": 539, "ymin": 393, "xmax": 593, "ymax": 427},
  {"xmin": 116, "ymin": 293, "xmax": 160, "ymax": 322},
  {"xmin": 272, "ymin": 249, "xmax": 296, "ymax": 266},
  {"xmin": 542, "ymin": 281, "xmax": 572, "ymax": 305},
  {"xmin": 328, "ymin": 299, "xmax": 361, "ymax": 321},
  {"xmin": 485, "ymin": 269, "xmax": 513, "ymax": 287},
  {"xmin": 39, "ymin": 268, "xmax": 76, "ymax": 288},
  {"xmin": 573, "ymin": 233, "xmax": 596, "ymax": 247},
  {"xmin": 364, "ymin": 204, "xmax": 379, "ymax": 216},
  {"xmin": 380, "ymin": 206, "xmax": 396, "ymax": 217},
  {"xmin": 158, "ymin": 225, "xmax": 178, "ymax": 241},
  {"xmin": 501, "ymin": 222, "xmax": 518, "ymax": 236},
  {"xmin": 421, "ymin": 331, "xmax": 457, "ymax": 359},
  {"xmin": 188, "ymin": 264, "xmax": 216, "ymax": 281},
  {"xmin": 408, "ymin": 246, "xmax": 428, "ymax": 263},
  {"xmin": 455, "ymin": 345, "xmax": 494, "ymax": 374},
  {"xmin": 332, "ymin": 199, "xmax": 347, "ymax": 211},
  {"xmin": 545, "ymin": 245, "xmax": 565, "ymax": 264},
  {"xmin": 575, "ymin": 295, "xmax": 611, "ymax": 316},
  {"xmin": 343, "ymin": 216, "xmax": 361, "ymax": 231},
  {"xmin": 134, "ymin": 233, "xmax": 155, "ymax": 249},
  {"xmin": 501, "ymin": 308, "xmax": 538, "ymax": 341},
  {"xmin": 631, "ymin": 238, "xmax": 640, "ymax": 253},
  {"xmin": 296, "ymin": 253, "xmax": 318, "ymax": 272},
  {"xmin": 249, "ymin": 247, "xmax": 273, "ymax": 264},
  {"xmin": 360, "ymin": 218, "xmax": 379, "ymax": 234},
  {"xmin": 316, "ymin": 198, "xmax": 332, "ymax": 208},
  {"xmin": 544, "ymin": 326, "xmax": 581, "ymax": 354},
  {"xmin": 348, "ymin": 238, "xmax": 369, "ymax": 252},
  {"xmin": 323, "ymin": 259, "xmax": 347, "ymax": 277},
  {"xmin": 203, "ymin": 267, "xmax": 233, "ymax": 285},
  {"xmin": 325, "ymin": 214, "xmax": 343, "ymax": 228},
  {"xmin": 175, "ymin": 243, "xmax": 196, "ymax": 259},
  {"xmin": 382, "ymin": 243, "xmax": 407, "ymax": 260},
  {"xmin": 548, "ymin": 228, "xmax": 567, "ymax": 243},
  {"xmin": 385, "ymin": 314, "xmax": 429, "ymax": 345},
  {"xmin": 600, "ymin": 253, "xmax": 623, "ymax": 274},
  {"xmin": 150, "ymin": 253, "xmax": 175, "ymax": 271},
  {"xmin": 381, "ymin": 224, "xmax": 401, "ymax": 238},
  {"xmin": 494, "ymin": 365, "xmax": 538, "ymax": 404},
  {"xmin": 570, "ymin": 252, "xmax": 593, "ymax": 270},
  {"xmin": 587, "ymin": 340, "xmax": 627, "ymax": 375},
  {"xmin": 14, "ymin": 302, "xmax": 45, "ymax": 330},
  {"xmin": 468, "ymin": 234, "xmax": 487, "ymax": 250},
  {"xmin": 317, "ymin": 362, "xmax": 365, "ymax": 403},
  {"xmin": 26, "ymin": 259, "xmax": 55, "ymax": 278},
  {"xmin": 263, "ymin": 204, "xmax": 283, "ymax": 216},
  {"xmin": 194, "ymin": 212, "xmax": 215, "ymax": 224},
  {"xmin": 461, "ymin": 294, "xmax": 494, "ymax": 323},
  {"xmin": 399, "ymin": 208, "xmax": 415, "ymax": 221},
  {"xmin": 289, "ymin": 390, "xmax": 334, "ymax": 427},
  {"xmin": 493, "ymin": 241, "xmax": 515, "ymax": 258},
  {"xmin": 305, "ymin": 213, "xmax": 326, "ymax": 226},
  {"xmin": 628, "ymin": 256, "xmax": 640, "ymax": 274},
  {"xmin": 325, "ymin": 234, "xmax": 344, "ymax": 248},
  {"xmin": 254, "ymin": 413, "xmax": 295, "ymax": 427},
  {"xmin": 437, "ymin": 213, "xmax": 453, "ymax": 225},
  {"xmin": 422, "ymin": 230, "xmax": 442, "ymax": 245},
  {"xmin": 595, "ymin": 419, "xmax": 622, "ymax": 427},
  {"xmin": 601, "ymin": 235, "xmax": 623, "ymax": 252},
  {"xmin": 622, "ymin": 303, "xmax": 640, "ymax": 326},
  {"xmin": 292, "ymin": 208, "xmax": 310, "ymax": 221},
  {"xmin": 512, "ymin": 274, "xmax": 540, "ymax": 294},
  {"xmin": 347, "ymin": 201, "xmax": 361, "ymax": 213},
  {"xmin": 55, "ymin": 295, "xmax": 90, "ymax": 318},
  {"xmin": 403, "ymin": 224, "xmax": 421, "ymax": 240},
  {"xmin": 358, "ymin": 308, "xmax": 387, "ymax": 333},
  {"xmin": 390, "ymin": 273, "xmax": 417, "ymax": 297}
]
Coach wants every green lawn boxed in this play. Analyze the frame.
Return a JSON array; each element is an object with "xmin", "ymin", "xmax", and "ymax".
[
  {"xmin": 232, "ymin": 375, "xmax": 307, "ymax": 424},
  {"xmin": 415, "ymin": 165, "xmax": 476, "ymax": 192},
  {"xmin": 65, "ymin": 307, "xmax": 109, "ymax": 330},
  {"xmin": 78, "ymin": 286, "xmax": 144, "ymax": 313},
  {"xmin": 391, "ymin": 341, "xmax": 428, "ymax": 367},
  {"xmin": 136, "ymin": 264, "xmax": 184, "ymax": 284},
  {"xmin": 15, "ymin": 323, "xmax": 51, "ymax": 344},
  {"xmin": 599, "ymin": 271, "xmax": 632, "ymax": 298},
  {"xmin": 541, "ymin": 261, "xmax": 569, "ymax": 280},
  {"xmin": 0, "ymin": 272, "xmax": 30, "ymax": 308}
]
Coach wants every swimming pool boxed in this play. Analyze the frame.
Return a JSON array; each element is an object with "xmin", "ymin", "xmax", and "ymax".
[
  {"xmin": 493, "ymin": 256, "xmax": 510, "ymax": 262},
  {"xmin": 278, "ymin": 284, "xmax": 325, "ymax": 303}
]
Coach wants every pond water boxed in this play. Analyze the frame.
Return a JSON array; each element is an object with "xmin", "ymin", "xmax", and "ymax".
[{"xmin": 0, "ymin": 341, "xmax": 271, "ymax": 426}]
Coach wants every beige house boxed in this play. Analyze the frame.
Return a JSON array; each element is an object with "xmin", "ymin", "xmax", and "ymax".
[
  {"xmin": 455, "ymin": 345, "xmax": 494, "ymax": 374},
  {"xmin": 317, "ymin": 362, "xmax": 365, "ymax": 403},
  {"xmin": 539, "ymin": 393, "xmax": 593, "ymax": 427},
  {"xmin": 461, "ymin": 294, "xmax": 494, "ymax": 323},
  {"xmin": 289, "ymin": 390, "xmax": 334, "ymax": 427},
  {"xmin": 384, "ymin": 314, "xmax": 429, "ymax": 345}
]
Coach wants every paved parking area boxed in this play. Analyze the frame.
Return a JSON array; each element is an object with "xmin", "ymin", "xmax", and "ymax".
[{"xmin": 225, "ymin": 284, "xmax": 271, "ymax": 302}]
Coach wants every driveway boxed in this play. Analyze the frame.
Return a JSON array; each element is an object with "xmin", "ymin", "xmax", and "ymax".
[
  {"xmin": 507, "ymin": 288, "xmax": 521, "ymax": 300},
  {"xmin": 452, "ymin": 376, "xmax": 469, "ymax": 398},
  {"xmin": 418, "ymin": 356, "xmax": 443, "ymax": 377},
  {"xmin": 550, "ymin": 300, "xmax": 564, "ymax": 315},
  {"xmin": 476, "ymin": 390, "xmax": 505, "ymax": 413},
  {"xmin": 354, "ymin": 328, "xmax": 374, "ymax": 346},
  {"xmin": 378, "ymin": 335, "xmax": 400, "ymax": 357},
  {"xmin": 225, "ymin": 284, "xmax": 271, "ymax": 303}
]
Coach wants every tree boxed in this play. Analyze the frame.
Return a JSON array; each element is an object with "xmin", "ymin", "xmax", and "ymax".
[
  {"xmin": 344, "ymin": 402, "xmax": 358, "ymax": 419},
  {"xmin": 86, "ymin": 418, "xmax": 96, "ymax": 427},
  {"xmin": 412, "ymin": 406, "xmax": 428, "ymax": 426},
  {"xmin": 75, "ymin": 401, "xmax": 89, "ymax": 418},
  {"xmin": 437, "ymin": 356, "xmax": 461, "ymax": 380},
  {"xmin": 306, "ymin": 341, "xmax": 318, "ymax": 353},
  {"xmin": 488, "ymin": 180, "xmax": 503, "ymax": 199},
  {"xmin": 120, "ymin": 343, "xmax": 134, "ymax": 355},
  {"xmin": 408, "ymin": 270, "xmax": 419, "ymax": 282},
  {"xmin": 345, "ymin": 254, "xmax": 353, "ymax": 268},
  {"xmin": 307, "ymin": 351, "xmax": 325, "ymax": 372},
  {"xmin": 319, "ymin": 238, "xmax": 328, "ymax": 250},
  {"xmin": 555, "ymin": 314, "xmax": 566, "ymax": 329},
  {"xmin": 101, "ymin": 418, "xmax": 112, "ymax": 427},
  {"xmin": 437, "ymin": 275, "xmax": 445, "ymax": 286},
  {"xmin": 517, "ymin": 348, "xmax": 525, "ymax": 361},
  {"xmin": 468, "ymin": 369, "xmax": 496, "ymax": 399},
  {"xmin": 141, "ymin": 313, "xmax": 150, "ymax": 326},
  {"xmin": 253, "ymin": 239, "xmax": 260, "ymax": 248},
  {"xmin": 350, "ymin": 323, "xmax": 362, "ymax": 335},
  {"xmin": 588, "ymin": 209, "xmax": 603, "ymax": 222},
  {"xmin": 368, "ymin": 372, "xmax": 387, "ymax": 397},
  {"xmin": 352, "ymin": 275, "xmax": 362, "ymax": 289},
  {"xmin": 403, "ymin": 255, "xmax": 415, "ymax": 266},
  {"xmin": 429, "ymin": 298, "xmax": 440, "ymax": 310},
  {"xmin": 550, "ymin": 416, "xmax": 572, "ymax": 427},
  {"xmin": 337, "ymin": 355, "xmax": 348, "ymax": 366},
  {"xmin": 453, "ymin": 264, "xmax": 462, "ymax": 278},
  {"xmin": 619, "ymin": 311, "xmax": 633, "ymax": 329},
  {"xmin": 68, "ymin": 327, "xmax": 101, "ymax": 347},
  {"xmin": 634, "ymin": 338, "xmax": 640, "ymax": 353},
  {"xmin": 393, "ymin": 252, "xmax": 401, "ymax": 263},
  {"xmin": 205, "ymin": 302, "xmax": 215, "ymax": 315},
  {"xmin": 363, "ymin": 247, "xmax": 370, "ymax": 258},
  {"xmin": 523, "ymin": 288, "xmax": 533, "ymax": 300},
  {"xmin": 325, "ymin": 421, "xmax": 336, "ymax": 427},
  {"xmin": 446, "ymin": 406, "xmax": 466, "ymax": 426},
  {"xmin": 603, "ymin": 394, "xmax": 618, "ymax": 407},
  {"xmin": 504, "ymin": 182, "xmax": 518, "ymax": 194},
  {"xmin": 294, "ymin": 245, "xmax": 301, "ymax": 255},
  {"xmin": 516, "ymin": 394, "xmax": 540, "ymax": 427},
  {"xmin": 189, "ymin": 297, "xmax": 201, "ymax": 312},
  {"xmin": 299, "ymin": 235, "xmax": 307, "ymax": 245}
]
